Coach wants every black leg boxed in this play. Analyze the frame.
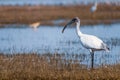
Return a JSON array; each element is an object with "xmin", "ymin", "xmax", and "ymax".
[{"xmin": 91, "ymin": 51, "xmax": 94, "ymax": 69}]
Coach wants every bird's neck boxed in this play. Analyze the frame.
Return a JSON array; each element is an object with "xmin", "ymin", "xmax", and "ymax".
[{"xmin": 76, "ymin": 21, "xmax": 82, "ymax": 37}]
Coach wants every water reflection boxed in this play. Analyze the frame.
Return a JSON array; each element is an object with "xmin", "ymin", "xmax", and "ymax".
[{"xmin": 0, "ymin": 23, "xmax": 120, "ymax": 66}]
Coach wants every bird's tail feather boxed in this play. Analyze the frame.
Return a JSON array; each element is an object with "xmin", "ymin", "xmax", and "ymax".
[
  {"xmin": 102, "ymin": 43, "xmax": 110, "ymax": 52},
  {"xmin": 105, "ymin": 47, "xmax": 110, "ymax": 52}
]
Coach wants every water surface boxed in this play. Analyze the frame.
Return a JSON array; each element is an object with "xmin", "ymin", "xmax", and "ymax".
[{"xmin": 0, "ymin": 24, "xmax": 120, "ymax": 67}]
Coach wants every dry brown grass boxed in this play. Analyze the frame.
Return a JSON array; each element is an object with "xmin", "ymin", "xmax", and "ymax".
[
  {"xmin": 0, "ymin": 4, "xmax": 120, "ymax": 26},
  {"xmin": 0, "ymin": 53, "xmax": 120, "ymax": 80}
]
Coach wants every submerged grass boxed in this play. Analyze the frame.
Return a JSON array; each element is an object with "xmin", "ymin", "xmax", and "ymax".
[{"xmin": 0, "ymin": 53, "xmax": 120, "ymax": 80}]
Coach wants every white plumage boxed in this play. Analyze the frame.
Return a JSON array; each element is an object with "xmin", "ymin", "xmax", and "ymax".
[
  {"xmin": 62, "ymin": 17, "xmax": 109, "ymax": 69},
  {"xmin": 79, "ymin": 34, "xmax": 109, "ymax": 52},
  {"xmin": 80, "ymin": 34, "xmax": 103, "ymax": 49}
]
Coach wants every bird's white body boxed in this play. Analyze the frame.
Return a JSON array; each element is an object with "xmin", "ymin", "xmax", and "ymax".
[
  {"xmin": 79, "ymin": 34, "xmax": 103, "ymax": 50},
  {"xmin": 90, "ymin": 2, "xmax": 97, "ymax": 13}
]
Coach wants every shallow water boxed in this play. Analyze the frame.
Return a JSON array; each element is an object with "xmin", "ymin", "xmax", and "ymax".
[
  {"xmin": 0, "ymin": 0, "xmax": 120, "ymax": 5},
  {"xmin": 0, "ymin": 24, "xmax": 120, "ymax": 67}
]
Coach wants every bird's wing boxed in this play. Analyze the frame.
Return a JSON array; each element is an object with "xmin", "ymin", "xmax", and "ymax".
[{"xmin": 80, "ymin": 34, "xmax": 103, "ymax": 49}]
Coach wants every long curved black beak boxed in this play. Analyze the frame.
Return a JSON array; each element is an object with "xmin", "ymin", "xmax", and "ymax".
[
  {"xmin": 62, "ymin": 20, "xmax": 74, "ymax": 33},
  {"xmin": 62, "ymin": 24, "xmax": 67, "ymax": 33}
]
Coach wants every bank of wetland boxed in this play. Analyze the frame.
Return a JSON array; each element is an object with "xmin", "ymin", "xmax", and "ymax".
[
  {"xmin": 0, "ymin": 4, "xmax": 120, "ymax": 26},
  {"xmin": 0, "ymin": 53, "xmax": 120, "ymax": 80}
]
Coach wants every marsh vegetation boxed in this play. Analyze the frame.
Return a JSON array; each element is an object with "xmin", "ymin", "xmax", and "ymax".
[
  {"xmin": 0, "ymin": 4, "xmax": 120, "ymax": 26},
  {"xmin": 0, "ymin": 53, "xmax": 120, "ymax": 80}
]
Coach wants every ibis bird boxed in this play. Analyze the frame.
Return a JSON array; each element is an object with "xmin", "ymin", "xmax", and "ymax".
[
  {"xmin": 62, "ymin": 17, "xmax": 110, "ymax": 69},
  {"xmin": 90, "ymin": 2, "xmax": 98, "ymax": 13}
]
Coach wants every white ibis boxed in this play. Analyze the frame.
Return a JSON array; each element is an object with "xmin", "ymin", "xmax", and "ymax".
[
  {"xmin": 62, "ymin": 17, "xmax": 110, "ymax": 69},
  {"xmin": 90, "ymin": 2, "xmax": 98, "ymax": 13}
]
